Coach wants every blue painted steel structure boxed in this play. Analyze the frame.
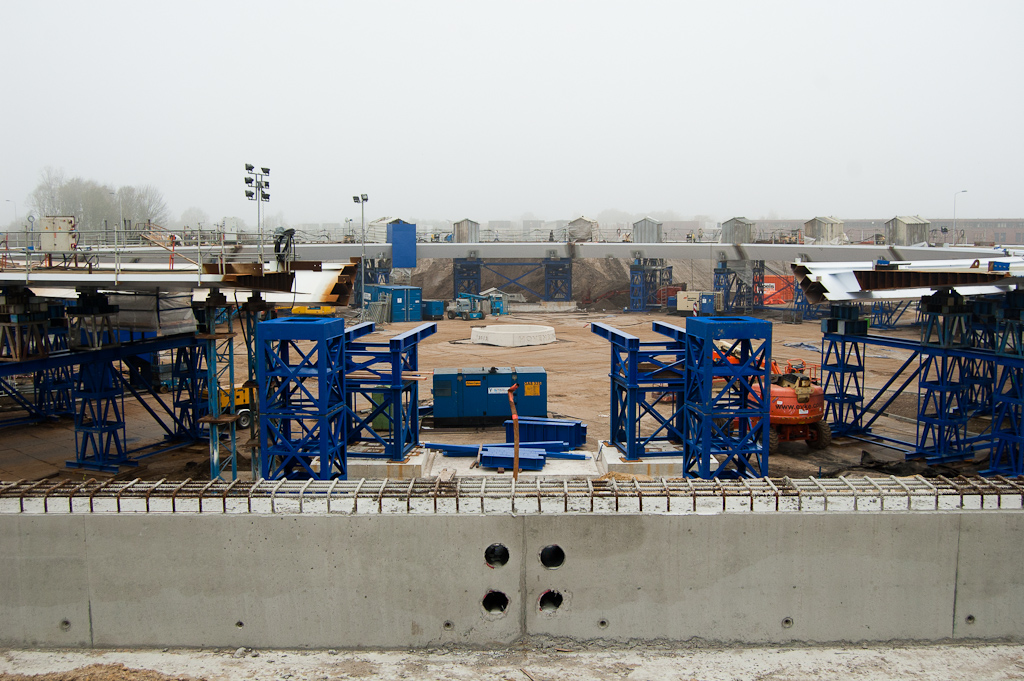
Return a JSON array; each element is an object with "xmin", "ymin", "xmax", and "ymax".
[
  {"xmin": 452, "ymin": 258, "xmax": 572, "ymax": 302},
  {"xmin": 792, "ymin": 285, "xmax": 827, "ymax": 320},
  {"xmin": 591, "ymin": 321, "xmax": 688, "ymax": 460},
  {"xmin": 987, "ymin": 291, "xmax": 1024, "ymax": 476},
  {"xmin": 258, "ymin": 317, "xmax": 348, "ymax": 480},
  {"xmin": 713, "ymin": 261, "xmax": 764, "ymax": 313},
  {"xmin": 628, "ymin": 259, "xmax": 671, "ymax": 312},
  {"xmin": 345, "ymin": 322, "xmax": 436, "ymax": 461},
  {"xmin": 196, "ymin": 295, "xmax": 239, "ymax": 481},
  {"xmin": 683, "ymin": 316, "xmax": 771, "ymax": 478},
  {"xmin": 870, "ymin": 300, "xmax": 914, "ymax": 329}
]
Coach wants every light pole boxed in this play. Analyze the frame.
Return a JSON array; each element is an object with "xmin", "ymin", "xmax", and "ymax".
[
  {"xmin": 352, "ymin": 194, "xmax": 368, "ymax": 308},
  {"xmin": 953, "ymin": 189, "xmax": 967, "ymax": 238},
  {"xmin": 109, "ymin": 191, "xmax": 123, "ymax": 248},
  {"xmin": 245, "ymin": 164, "xmax": 271, "ymax": 266}
]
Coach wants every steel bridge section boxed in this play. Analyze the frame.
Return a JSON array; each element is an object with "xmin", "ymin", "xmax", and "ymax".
[
  {"xmin": 591, "ymin": 321, "xmax": 688, "ymax": 460},
  {"xmin": 345, "ymin": 322, "xmax": 436, "ymax": 461},
  {"xmin": 683, "ymin": 316, "xmax": 771, "ymax": 479},
  {"xmin": 257, "ymin": 317, "xmax": 348, "ymax": 480}
]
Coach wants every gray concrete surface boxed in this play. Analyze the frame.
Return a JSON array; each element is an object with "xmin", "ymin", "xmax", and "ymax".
[{"xmin": 1, "ymin": 509, "xmax": 1022, "ymax": 649}]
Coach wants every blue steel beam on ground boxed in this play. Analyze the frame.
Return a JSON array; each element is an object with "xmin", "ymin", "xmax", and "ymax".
[
  {"xmin": 591, "ymin": 321, "xmax": 688, "ymax": 460},
  {"xmin": 683, "ymin": 316, "xmax": 771, "ymax": 479},
  {"xmin": 258, "ymin": 316, "xmax": 348, "ymax": 480},
  {"xmin": 345, "ymin": 322, "xmax": 437, "ymax": 461}
]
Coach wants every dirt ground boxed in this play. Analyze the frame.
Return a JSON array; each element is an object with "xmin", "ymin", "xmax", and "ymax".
[
  {"xmin": 0, "ymin": 307, "xmax": 987, "ymax": 482},
  {"xmin": 3, "ymin": 644, "xmax": 1024, "ymax": 681}
]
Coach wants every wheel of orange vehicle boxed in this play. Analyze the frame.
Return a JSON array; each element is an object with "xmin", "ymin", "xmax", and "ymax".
[
  {"xmin": 808, "ymin": 421, "xmax": 831, "ymax": 450},
  {"xmin": 768, "ymin": 426, "xmax": 779, "ymax": 454}
]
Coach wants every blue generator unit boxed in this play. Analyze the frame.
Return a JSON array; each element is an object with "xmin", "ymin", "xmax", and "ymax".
[
  {"xmin": 432, "ymin": 366, "xmax": 547, "ymax": 426},
  {"xmin": 422, "ymin": 299, "xmax": 445, "ymax": 321}
]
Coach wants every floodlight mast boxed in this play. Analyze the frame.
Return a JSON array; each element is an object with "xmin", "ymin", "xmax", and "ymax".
[
  {"xmin": 353, "ymin": 194, "xmax": 369, "ymax": 311},
  {"xmin": 245, "ymin": 164, "xmax": 271, "ymax": 266}
]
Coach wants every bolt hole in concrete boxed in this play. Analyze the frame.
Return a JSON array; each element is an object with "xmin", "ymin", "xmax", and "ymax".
[
  {"xmin": 443, "ymin": 620, "xmax": 455, "ymax": 631},
  {"xmin": 539, "ymin": 590, "xmax": 564, "ymax": 612},
  {"xmin": 485, "ymin": 543, "xmax": 509, "ymax": 567},
  {"xmin": 781, "ymin": 617, "xmax": 794, "ymax": 629},
  {"xmin": 235, "ymin": 621, "xmax": 245, "ymax": 629},
  {"xmin": 966, "ymin": 615, "xmax": 976, "ymax": 624},
  {"xmin": 540, "ymin": 544, "xmax": 565, "ymax": 569},
  {"xmin": 59, "ymin": 619, "xmax": 71, "ymax": 631},
  {"xmin": 482, "ymin": 591, "xmax": 509, "ymax": 614},
  {"xmin": 598, "ymin": 618, "xmax": 609, "ymax": 629}
]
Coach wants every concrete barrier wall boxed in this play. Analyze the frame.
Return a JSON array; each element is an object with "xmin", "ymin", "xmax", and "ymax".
[{"xmin": 1, "ymin": 511, "xmax": 1021, "ymax": 648}]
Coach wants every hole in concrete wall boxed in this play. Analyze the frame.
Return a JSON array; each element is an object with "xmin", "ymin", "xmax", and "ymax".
[
  {"xmin": 781, "ymin": 617, "xmax": 794, "ymax": 629},
  {"xmin": 482, "ymin": 591, "xmax": 509, "ymax": 614},
  {"xmin": 59, "ymin": 619, "xmax": 71, "ymax": 631},
  {"xmin": 485, "ymin": 543, "xmax": 509, "ymax": 568},
  {"xmin": 598, "ymin": 618, "xmax": 609, "ymax": 629},
  {"xmin": 540, "ymin": 545, "xmax": 565, "ymax": 569},
  {"xmin": 235, "ymin": 621, "xmax": 245, "ymax": 629},
  {"xmin": 539, "ymin": 590, "xmax": 563, "ymax": 612},
  {"xmin": 965, "ymin": 614, "xmax": 976, "ymax": 625},
  {"xmin": 443, "ymin": 620, "xmax": 455, "ymax": 631}
]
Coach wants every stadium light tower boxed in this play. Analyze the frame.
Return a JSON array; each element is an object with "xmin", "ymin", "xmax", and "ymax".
[
  {"xmin": 245, "ymin": 164, "xmax": 271, "ymax": 265},
  {"xmin": 353, "ymin": 194, "xmax": 368, "ymax": 308}
]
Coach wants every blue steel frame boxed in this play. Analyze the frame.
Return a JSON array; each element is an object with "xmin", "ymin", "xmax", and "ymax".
[
  {"xmin": 591, "ymin": 321, "xmax": 688, "ymax": 460},
  {"xmin": 870, "ymin": 300, "xmax": 914, "ymax": 329},
  {"xmin": 792, "ymin": 285, "xmax": 827, "ymax": 320},
  {"xmin": 989, "ymin": 319, "xmax": 1024, "ymax": 476},
  {"xmin": 453, "ymin": 259, "xmax": 482, "ymax": 298},
  {"xmin": 346, "ymin": 322, "xmax": 436, "ymax": 461},
  {"xmin": 258, "ymin": 316, "xmax": 348, "ymax": 480},
  {"xmin": 683, "ymin": 316, "xmax": 771, "ymax": 479},
  {"xmin": 713, "ymin": 262, "xmax": 764, "ymax": 313},
  {"xmin": 197, "ymin": 300, "xmax": 239, "ymax": 481},
  {"xmin": 628, "ymin": 259, "xmax": 668, "ymax": 312},
  {"xmin": 452, "ymin": 258, "xmax": 572, "ymax": 302}
]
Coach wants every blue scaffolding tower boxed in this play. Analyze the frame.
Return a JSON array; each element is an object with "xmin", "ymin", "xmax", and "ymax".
[
  {"xmin": 628, "ymin": 259, "xmax": 672, "ymax": 312},
  {"xmin": 987, "ymin": 291, "xmax": 1024, "ymax": 476},
  {"xmin": 713, "ymin": 261, "xmax": 764, "ymax": 313},
  {"xmin": 683, "ymin": 316, "xmax": 771, "ymax": 478},
  {"xmin": 257, "ymin": 316, "xmax": 348, "ymax": 480},
  {"xmin": 346, "ymin": 322, "xmax": 436, "ymax": 461},
  {"xmin": 590, "ymin": 321, "xmax": 688, "ymax": 460}
]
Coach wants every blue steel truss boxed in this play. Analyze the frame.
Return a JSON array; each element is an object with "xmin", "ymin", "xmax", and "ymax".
[
  {"xmin": 346, "ymin": 322, "xmax": 436, "ymax": 461},
  {"xmin": 987, "ymin": 301, "xmax": 1024, "ymax": 476},
  {"xmin": 590, "ymin": 321, "xmax": 688, "ymax": 459},
  {"xmin": 453, "ymin": 258, "xmax": 572, "ymax": 302},
  {"xmin": 628, "ymin": 259, "xmax": 669, "ymax": 312},
  {"xmin": 453, "ymin": 259, "xmax": 482, "ymax": 298},
  {"xmin": 792, "ymin": 285, "xmax": 827, "ymax": 320},
  {"xmin": 67, "ymin": 360, "xmax": 129, "ymax": 472},
  {"xmin": 870, "ymin": 300, "xmax": 914, "ymax": 329},
  {"xmin": 683, "ymin": 316, "xmax": 771, "ymax": 478},
  {"xmin": 258, "ymin": 317, "xmax": 348, "ymax": 480},
  {"xmin": 196, "ymin": 298, "xmax": 239, "ymax": 481}
]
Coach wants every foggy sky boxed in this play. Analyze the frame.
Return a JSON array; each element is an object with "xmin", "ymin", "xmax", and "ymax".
[{"xmin": 2, "ymin": 1, "xmax": 1022, "ymax": 227}]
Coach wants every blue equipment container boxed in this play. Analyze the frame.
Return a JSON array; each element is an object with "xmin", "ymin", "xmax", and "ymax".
[
  {"xmin": 432, "ymin": 366, "xmax": 547, "ymax": 426},
  {"xmin": 699, "ymin": 293, "xmax": 716, "ymax": 315},
  {"xmin": 505, "ymin": 417, "xmax": 587, "ymax": 449},
  {"xmin": 386, "ymin": 221, "xmax": 417, "ymax": 268},
  {"xmin": 422, "ymin": 299, "xmax": 445, "ymax": 320},
  {"xmin": 365, "ymin": 285, "xmax": 423, "ymax": 322}
]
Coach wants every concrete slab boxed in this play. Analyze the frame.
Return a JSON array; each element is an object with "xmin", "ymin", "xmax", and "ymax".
[
  {"xmin": 471, "ymin": 324, "xmax": 556, "ymax": 347},
  {"xmin": 346, "ymin": 449, "xmax": 434, "ymax": 480},
  {"xmin": 598, "ymin": 441, "xmax": 686, "ymax": 478}
]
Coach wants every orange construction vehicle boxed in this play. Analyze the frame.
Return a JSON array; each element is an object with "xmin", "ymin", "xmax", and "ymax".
[
  {"xmin": 715, "ymin": 343, "xmax": 830, "ymax": 454},
  {"xmin": 760, "ymin": 358, "xmax": 830, "ymax": 454}
]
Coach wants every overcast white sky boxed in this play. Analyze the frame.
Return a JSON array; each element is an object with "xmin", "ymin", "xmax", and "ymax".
[{"xmin": 2, "ymin": 1, "xmax": 1022, "ymax": 226}]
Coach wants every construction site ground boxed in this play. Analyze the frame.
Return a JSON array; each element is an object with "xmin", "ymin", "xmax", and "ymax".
[
  {"xmin": 0, "ymin": 308, "xmax": 988, "ymax": 483},
  {"xmin": 3, "ymin": 642, "xmax": 1024, "ymax": 680}
]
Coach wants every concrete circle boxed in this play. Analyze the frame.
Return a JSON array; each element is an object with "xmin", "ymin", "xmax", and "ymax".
[{"xmin": 471, "ymin": 324, "xmax": 556, "ymax": 347}]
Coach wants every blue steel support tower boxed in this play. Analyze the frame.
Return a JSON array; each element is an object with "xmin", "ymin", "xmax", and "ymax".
[
  {"xmin": 590, "ymin": 321, "xmax": 688, "ymax": 460},
  {"xmin": 257, "ymin": 316, "xmax": 348, "ymax": 480},
  {"xmin": 683, "ymin": 316, "xmax": 771, "ymax": 478}
]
